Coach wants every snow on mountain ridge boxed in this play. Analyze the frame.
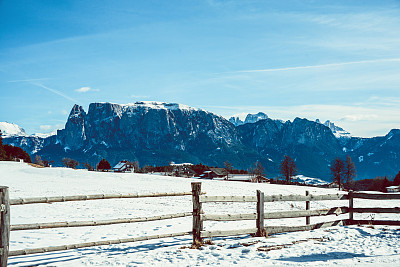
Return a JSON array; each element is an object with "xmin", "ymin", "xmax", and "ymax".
[
  {"xmin": 0, "ymin": 122, "xmax": 56, "ymax": 139},
  {"xmin": 229, "ymin": 112, "xmax": 268, "ymax": 126},
  {"xmin": 0, "ymin": 122, "xmax": 28, "ymax": 138},
  {"xmin": 316, "ymin": 119, "xmax": 351, "ymax": 139}
]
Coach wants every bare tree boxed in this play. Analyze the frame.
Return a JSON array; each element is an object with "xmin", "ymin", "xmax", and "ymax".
[
  {"xmin": 62, "ymin": 158, "xmax": 79, "ymax": 169},
  {"xmin": 280, "ymin": 155, "xmax": 297, "ymax": 184},
  {"xmin": 330, "ymin": 158, "xmax": 345, "ymax": 190},
  {"xmin": 83, "ymin": 162, "xmax": 95, "ymax": 171},
  {"xmin": 34, "ymin": 155, "xmax": 44, "ymax": 166},
  {"xmin": 251, "ymin": 161, "xmax": 265, "ymax": 183},
  {"xmin": 133, "ymin": 161, "xmax": 140, "ymax": 173},
  {"xmin": 343, "ymin": 155, "xmax": 356, "ymax": 188},
  {"xmin": 224, "ymin": 161, "xmax": 233, "ymax": 180}
]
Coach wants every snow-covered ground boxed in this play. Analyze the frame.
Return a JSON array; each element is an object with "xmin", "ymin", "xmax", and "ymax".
[{"xmin": 1, "ymin": 161, "xmax": 400, "ymax": 266}]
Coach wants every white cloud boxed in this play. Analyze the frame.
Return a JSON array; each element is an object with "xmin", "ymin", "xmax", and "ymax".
[
  {"xmin": 39, "ymin": 125, "xmax": 52, "ymax": 131},
  {"xmin": 75, "ymin": 87, "xmax": 99, "ymax": 93},
  {"xmin": 341, "ymin": 114, "xmax": 379, "ymax": 122}
]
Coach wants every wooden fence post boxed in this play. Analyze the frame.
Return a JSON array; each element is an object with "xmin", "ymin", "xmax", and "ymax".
[
  {"xmin": 256, "ymin": 190, "xmax": 265, "ymax": 236},
  {"xmin": 348, "ymin": 190, "xmax": 354, "ymax": 224},
  {"xmin": 0, "ymin": 186, "xmax": 10, "ymax": 267},
  {"xmin": 305, "ymin": 191, "xmax": 310, "ymax": 225},
  {"xmin": 191, "ymin": 182, "xmax": 203, "ymax": 246}
]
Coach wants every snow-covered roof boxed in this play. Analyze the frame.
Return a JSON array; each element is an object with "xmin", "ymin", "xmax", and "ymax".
[
  {"xmin": 113, "ymin": 162, "xmax": 126, "ymax": 169},
  {"xmin": 386, "ymin": 186, "xmax": 400, "ymax": 189}
]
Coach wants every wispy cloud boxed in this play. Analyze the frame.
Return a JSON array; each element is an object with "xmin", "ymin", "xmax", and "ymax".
[
  {"xmin": 32, "ymin": 82, "xmax": 79, "ymax": 103},
  {"xmin": 7, "ymin": 78, "xmax": 79, "ymax": 103},
  {"xmin": 75, "ymin": 86, "xmax": 100, "ymax": 93},
  {"xmin": 232, "ymin": 57, "xmax": 400, "ymax": 73},
  {"xmin": 8, "ymin": 78, "xmax": 52, "ymax": 83}
]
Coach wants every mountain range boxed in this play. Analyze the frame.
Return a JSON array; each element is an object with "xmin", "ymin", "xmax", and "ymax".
[{"xmin": 2, "ymin": 101, "xmax": 399, "ymax": 180}]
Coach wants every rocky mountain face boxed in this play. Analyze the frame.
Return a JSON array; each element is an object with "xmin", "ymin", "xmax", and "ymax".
[
  {"xmin": 0, "ymin": 122, "xmax": 48, "ymax": 154},
  {"xmin": 3, "ymin": 102, "xmax": 400, "ymax": 180},
  {"xmin": 316, "ymin": 119, "xmax": 351, "ymax": 139},
  {"xmin": 237, "ymin": 118, "xmax": 343, "ymax": 178},
  {"xmin": 229, "ymin": 112, "xmax": 269, "ymax": 126},
  {"xmin": 32, "ymin": 102, "xmax": 256, "ymax": 169}
]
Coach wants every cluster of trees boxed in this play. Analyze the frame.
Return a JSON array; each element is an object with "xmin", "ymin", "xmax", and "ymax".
[
  {"xmin": 350, "ymin": 171, "xmax": 400, "ymax": 192},
  {"xmin": 62, "ymin": 158, "xmax": 79, "ymax": 169},
  {"xmin": 34, "ymin": 155, "xmax": 54, "ymax": 167},
  {"xmin": 0, "ymin": 130, "xmax": 31, "ymax": 163},
  {"xmin": 330, "ymin": 155, "xmax": 356, "ymax": 190}
]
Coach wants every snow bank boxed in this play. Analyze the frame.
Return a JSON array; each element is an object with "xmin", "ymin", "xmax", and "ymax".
[{"xmin": 1, "ymin": 161, "xmax": 399, "ymax": 266}]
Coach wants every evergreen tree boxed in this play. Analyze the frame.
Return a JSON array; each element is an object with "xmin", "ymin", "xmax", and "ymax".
[
  {"xmin": 330, "ymin": 158, "xmax": 345, "ymax": 190},
  {"xmin": 280, "ymin": 155, "xmax": 297, "ymax": 184}
]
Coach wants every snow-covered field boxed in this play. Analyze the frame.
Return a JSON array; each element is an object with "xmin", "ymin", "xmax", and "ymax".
[{"xmin": 1, "ymin": 161, "xmax": 400, "ymax": 266}]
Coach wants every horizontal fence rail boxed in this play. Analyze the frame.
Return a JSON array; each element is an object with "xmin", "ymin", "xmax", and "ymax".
[
  {"xmin": 10, "ymin": 191, "xmax": 203, "ymax": 206},
  {"xmin": 200, "ymin": 195, "xmax": 257, "ymax": 203},
  {"xmin": 200, "ymin": 220, "xmax": 346, "ymax": 238},
  {"xmin": 9, "ymin": 231, "xmax": 191, "ymax": 257},
  {"xmin": 200, "ymin": 193, "xmax": 347, "ymax": 203},
  {"xmin": 265, "ymin": 219, "xmax": 345, "ymax": 235},
  {"xmin": 201, "ymin": 228, "xmax": 258, "ymax": 238},
  {"xmin": 352, "ymin": 207, "xmax": 400, "ymax": 214},
  {"xmin": 11, "ymin": 212, "xmax": 193, "ymax": 231},
  {"xmin": 201, "ymin": 207, "xmax": 349, "ymax": 222},
  {"xmin": 353, "ymin": 192, "xmax": 400, "ymax": 200}
]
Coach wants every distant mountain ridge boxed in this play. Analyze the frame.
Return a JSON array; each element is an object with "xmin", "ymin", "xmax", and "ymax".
[
  {"xmin": 229, "ymin": 112, "xmax": 269, "ymax": 126},
  {"xmin": 316, "ymin": 119, "xmax": 351, "ymax": 139},
  {"xmin": 0, "ymin": 122, "xmax": 28, "ymax": 138},
  {"xmin": 2, "ymin": 101, "xmax": 400, "ymax": 180}
]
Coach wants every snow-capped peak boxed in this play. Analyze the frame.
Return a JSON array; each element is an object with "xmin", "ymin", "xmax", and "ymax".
[
  {"xmin": 229, "ymin": 112, "xmax": 268, "ymax": 126},
  {"xmin": 0, "ymin": 122, "xmax": 56, "ymax": 139},
  {"xmin": 0, "ymin": 122, "xmax": 28, "ymax": 138},
  {"xmin": 124, "ymin": 101, "xmax": 205, "ymax": 112},
  {"xmin": 316, "ymin": 119, "xmax": 351, "ymax": 139},
  {"xmin": 32, "ymin": 131, "xmax": 57, "ymax": 138}
]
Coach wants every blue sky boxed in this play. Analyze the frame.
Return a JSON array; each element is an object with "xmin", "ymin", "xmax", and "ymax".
[{"xmin": 1, "ymin": 0, "xmax": 400, "ymax": 137}]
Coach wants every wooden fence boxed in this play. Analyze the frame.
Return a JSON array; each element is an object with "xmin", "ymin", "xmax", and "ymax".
[
  {"xmin": 2, "ymin": 183, "xmax": 400, "ymax": 266},
  {"xmin": 191, "ymin": 182, "xmax": 400, "ymax": 244},
  {"xmin": 0, "ymin": 187, "xmax": 199, "ymax": 267}
]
